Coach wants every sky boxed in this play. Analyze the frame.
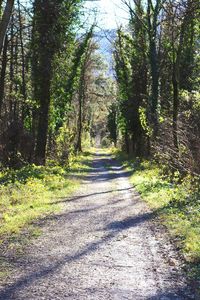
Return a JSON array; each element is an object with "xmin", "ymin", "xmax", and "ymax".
[{"xmin": 84, "ymin": 0, "xmax": 129, "ymax": 30}]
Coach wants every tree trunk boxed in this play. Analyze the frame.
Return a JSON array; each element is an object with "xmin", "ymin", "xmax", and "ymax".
[
  {"xmin": 0, "ymin": 34, "xmax": 8, "ymax": 115},
  {"xmin": 75, "ymin": 71, "xmax": 85, "ymax": 153},
  {"xmin": 13, "ymin": 26, "xmax": 19, "ymax": 119},
  {"xmin": 171, "ymin": 1, "xmax": 191, "ymax": 150},
  {"xmin": 147, "ymin": 0, "xmax": 159, "ymax": 133},
  {"xmin": 124, "ymin": 130, "xmax": 129, "ymax": 155},
  {"xmin": 34, "ymin": 55, "xmax": 52, "ymax": 165},
  {"xmin": 149, "ymin": 39, "xmax": 159, "ymax": 123},
  {"xmin": 76, "ymin": 96, "xmax": 83, "ymax": 153},
  {"xmin": 17, "ymin": 0, "xmax": 27, "ymax": 122},
  {"xmin": 9, "ymin": 15, "xmax": 14, "ymax": 115},
  {"xmin": 172, "ymin": 63, "xmax": 179, "ymax": 149},
  {"xmin": 0, "ymin": 0, "xmax": 14, "ymax": 56},
  {"xmin": 32, "ymin": 0, "xmax": 61, "ymax": 165}
]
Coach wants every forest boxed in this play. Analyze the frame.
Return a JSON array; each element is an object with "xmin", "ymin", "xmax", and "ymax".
[
  {"xmin": 0, "ymin": 0, "xmax": 198, "ymax": 169},
  {"xmin": 0, "ymin": 0, "xmax": 200, "ymax": 298}
]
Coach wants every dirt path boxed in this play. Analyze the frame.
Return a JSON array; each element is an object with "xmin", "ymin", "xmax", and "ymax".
[{"xmin": 0, "ymin": 152, "xmax": 194, "ymax": 299}]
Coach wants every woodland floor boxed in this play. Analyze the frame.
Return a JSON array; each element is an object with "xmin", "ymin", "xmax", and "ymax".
[{"xmin": 0, "ymin": 151, "xmax": 196, "ymax": 299}]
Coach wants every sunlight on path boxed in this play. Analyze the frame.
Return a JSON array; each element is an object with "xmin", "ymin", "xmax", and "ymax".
[{"xmin": 0, "ymin": 151, "xmax": 193, "ymax": 300}]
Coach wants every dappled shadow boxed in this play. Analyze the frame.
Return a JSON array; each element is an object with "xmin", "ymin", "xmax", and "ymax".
[
  {"xmin": 0, "ymin": 209, "xmax": 155, "ymax": 299},
  {"xmin": 0, "ymin": 151, "xmax": 193, "ymax": 299},
  {"xmin": 70, "ymin": 169, "xmax": 133, "ymax": 183},
  {"xmin": 105, "ymin": 212, "xmax": 154, "ymax": 231},
  {"xmin": 70, "ymin": 152, "xmax": 133, "ymax": 182},
  {"xmin": 34, "ymin": 196, "xmax": 136, "ymax": 231},
  {"xmin": 50, "ymin": 186, "xmax": 134, "ymax": 205},
  {"xmin": 0, "ymin": 152, "xmax": 114, "ymax": 185},
  {"xmin": 94, "ymin": 153, "xmax": 112, "ymax": 157},
  {"xmin": 0, "ymin": 232, "xmax": 112, "ymax": 299},
  {"xmin": 0, "ymin": 205, "xmax": 192, "ymax": 299},
  {"xmin": 148, "ymin": 290, "xmax": 194, "ymax": 300}
]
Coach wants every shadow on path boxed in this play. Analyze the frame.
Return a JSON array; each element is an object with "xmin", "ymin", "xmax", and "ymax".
[
  {"xmin": 0, "ymin": 151, "xmax": 193, "ymax": 300},
  {"xmin": 0, "ymin": 210, "xmax": 155, "ymax": 299},
  {"xmin": 51, "ymin": 186, "xmax": 135, "ymax": 205}
]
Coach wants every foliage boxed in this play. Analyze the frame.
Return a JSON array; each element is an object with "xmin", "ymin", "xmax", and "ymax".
[
  {"xmin": 111, "ymin": 0, "xmax": 200, "ymax": 173},
  {"xmin": 0, "ymin": 151, "xmax": 93, "ymax": 242},
  {"xmin": 114, "ymin": 149, "xmax": 200, "ymax": 288}
]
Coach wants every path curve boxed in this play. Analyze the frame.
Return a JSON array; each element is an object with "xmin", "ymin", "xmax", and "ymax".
[{"xmin": 0, "ymin": 152, "xmax": 194, "ymax": 299}]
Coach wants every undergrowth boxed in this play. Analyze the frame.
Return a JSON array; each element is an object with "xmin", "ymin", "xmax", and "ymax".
[
  {"xmin": 0, "ymin": 151, "xmax": 93, "ymax": 246},
  {"xmin": 113, "ymin": 149, "xmax": 200, "ymax": 289}
]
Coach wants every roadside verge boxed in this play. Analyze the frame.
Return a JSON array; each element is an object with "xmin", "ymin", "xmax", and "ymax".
[
  {"xmin": 0, "ymin": 151, "xmax": 93, "ymax": 279},
  {"xmin": 113, "ymin": 149, "xmax": 200, "ymax": 297}
]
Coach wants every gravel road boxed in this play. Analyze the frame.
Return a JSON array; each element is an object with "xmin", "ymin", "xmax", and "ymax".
[{"xmin": 0, "ymin": 152, "xmax": 195, "ymax": 299}]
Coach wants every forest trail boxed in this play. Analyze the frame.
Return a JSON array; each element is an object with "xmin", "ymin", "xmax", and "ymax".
[{"xmin": 0, "ymin": 151, "xmax": 194, "ymax": 300}]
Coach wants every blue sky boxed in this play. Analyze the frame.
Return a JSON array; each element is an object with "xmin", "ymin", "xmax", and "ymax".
[{"xmin": 84, "ymin": 0, "xmax": 129, "ymax": 30}]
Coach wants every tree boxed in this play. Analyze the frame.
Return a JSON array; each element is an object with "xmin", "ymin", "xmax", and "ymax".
[
  {"xmin": 122, "ymin": 0, "xmax": 165, "ymax": 132},
  {"xmin": 32, "ymin": 0, "xmax": 83, "ymax": 164},
  {"xmin": 0, "ymin": 0, "xmax": 14, "ymax": 56},
  {"xmin": 113, "ymin": 15, "xmax": 148, "ymax": 156},
  {"xmin": 0, "ymin": 34, "xmax": 8, "ymax": 114},
  {"xmin": 75, "ymin": 35, "xmax": 93, "ymax": 152},
  {"xmin": 107, "ymin": 103, "xmax": 117, "ymax": 147}
]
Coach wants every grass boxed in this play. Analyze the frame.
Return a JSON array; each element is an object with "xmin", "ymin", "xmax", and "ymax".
[
  {"xmin": 113, "ymin": 149, "xmax": 200, "ymax": 291},
  {"xmin": 0, "ymin": 151, "xmax": 93, "ymax": 263}
]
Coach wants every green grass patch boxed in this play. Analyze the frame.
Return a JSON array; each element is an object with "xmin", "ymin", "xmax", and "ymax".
[
  {"xmin": 0, "ymin": 151, "xmax": 93, "ymax": 246},
  {"xmin": 114, "ymin": 149, "xmax": 200, "ymax": 287}
]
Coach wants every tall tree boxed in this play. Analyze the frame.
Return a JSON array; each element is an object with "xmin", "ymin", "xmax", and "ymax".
[
  {"xmin": 0, "ymin": 0, "xmax": 14, "ymax": 56},
  {"xmin": 0, "ymin": 34, "xmax": 8, "ymax": 114},
  {"xmin": 32, "ymin": 0, "xmax": 84, "ymax": 164},
  {"xmin": 122, "ymin": 0, "xmax": 165, "ymax": 132}
]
